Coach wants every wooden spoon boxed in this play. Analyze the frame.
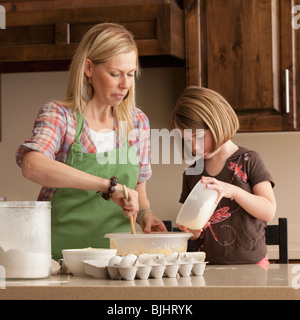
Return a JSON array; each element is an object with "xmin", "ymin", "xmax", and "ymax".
[{"xmin": 122, "ymin": 185, "xmax": 136, "ymax": 234}]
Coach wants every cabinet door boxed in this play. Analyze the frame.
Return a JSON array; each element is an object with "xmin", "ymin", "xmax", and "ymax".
[
  {"xmin": 0, "ymin": 0, "xmax": 184, "ymax": 65},
  {"xmin": 185, "ymin": 0, "xmax": 299, "ymax": 131}
]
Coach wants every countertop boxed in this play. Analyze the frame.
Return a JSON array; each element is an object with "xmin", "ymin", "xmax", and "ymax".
[{"xmin": 1, "ymin": 264, "xmax": 300, "ymax": 300}]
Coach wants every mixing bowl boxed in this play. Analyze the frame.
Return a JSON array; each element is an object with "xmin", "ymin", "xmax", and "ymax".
[
  {"xmin": 62, "ymin": 248, "xmax": 117, "ymax": 276},
  {"xmin": 104, "ymin": 232, "xmax": 193, "ymax": 256}
]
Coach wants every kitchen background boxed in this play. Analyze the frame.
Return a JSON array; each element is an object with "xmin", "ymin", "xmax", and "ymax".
[{"xmin": 1, "ymin": 66, "xmax": 300, "ymax": 260}]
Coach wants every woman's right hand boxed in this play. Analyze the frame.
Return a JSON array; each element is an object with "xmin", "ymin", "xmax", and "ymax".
[{"xmin": 111, "ymin": 185, "xmax": 139, "ymax": 221}]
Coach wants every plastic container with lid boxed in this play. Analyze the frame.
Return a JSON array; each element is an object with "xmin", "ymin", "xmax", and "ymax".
[
  {"xmin": 0, "ymin": 201, "xmax": 51, "ymax": 279},
  {"xmin": 176, "ymin": 181, "xmax": 218, "ymax": 230},
  {"xmin": 104, "ymin": 232, "xmax": 193, "ymax": 256}
]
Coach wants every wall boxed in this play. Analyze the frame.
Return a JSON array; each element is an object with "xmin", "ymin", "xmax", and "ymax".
[
  {"xmin": 1, "ymin": 68, "xmax": 299, "ymax": 258},
  {"xmin": 0, "ymin": 71, "xmax": 69, "ymax": 202},
  {"xmin": 0, "ymin": 68, "xmax": 187, "ymax": 220}
]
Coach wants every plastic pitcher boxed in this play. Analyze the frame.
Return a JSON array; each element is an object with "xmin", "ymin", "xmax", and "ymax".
[{"xmin": 176, "ymin": 181, "xmax": 218, "ymax": 230}]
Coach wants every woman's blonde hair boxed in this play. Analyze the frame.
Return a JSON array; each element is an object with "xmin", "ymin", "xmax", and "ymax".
[
  {"xmin": 172, "ymin": 86, "xmax": 239, "ymax": 153},
  {"xmin": 59, "ymin": 23, "xmax": 140, "ymax": 135}
]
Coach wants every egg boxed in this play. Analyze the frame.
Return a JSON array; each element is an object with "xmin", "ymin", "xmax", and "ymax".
[
  {"xmin": 108, "ymin": 255, "xmax": 122, "ymax": 267},
  {"xmin": 185, "ymin": 256, "xmax": 195, "ymax": 263},
  {"xmin": 157, "ymin": 257, "xmax": 167, "ymax": 265},
  {"xmin": 136, "ymin": 256, "xmax": 153, "ymax": 266},
  {"xmin": 126, "ymin": 254, "xmax": 137, "ymax": 261},
  {"xmin": 120, "ymin": 254, "xmax": 137, "ymax": 268},
  {"xmin": 142, "ymin": 258, "xmax": 153, "ymax": 266}
]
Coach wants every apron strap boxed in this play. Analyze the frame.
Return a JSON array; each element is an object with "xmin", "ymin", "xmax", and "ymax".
[
  {"xmin": 65, "ymin": 113, "xmax": 85, "ymax": 165},
  {"xmin": 75, "ymin": 112, "xmax": 85, "ymax": 143}
]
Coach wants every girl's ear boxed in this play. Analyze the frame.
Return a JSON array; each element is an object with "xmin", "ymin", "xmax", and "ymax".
[{"xmin": 84, "ymin": 58, "xmax": 93, "ymax": 77}]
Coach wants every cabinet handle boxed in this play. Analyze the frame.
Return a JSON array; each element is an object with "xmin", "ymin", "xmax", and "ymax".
[{"xmin": 285, "ymin": 69, "xmax": 290, "ymax": 113}]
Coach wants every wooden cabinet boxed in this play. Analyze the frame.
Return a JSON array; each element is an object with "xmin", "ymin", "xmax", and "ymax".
[
  {"xmin": 0, "ymin": 0, "xmax": 185, "ymax": 141},
  {"xmin": 185, "ymin": 0, "xmax": 300, "ymax": 131},
  {"xmin": 1, "ymin": 0, "xmax": 300, "ymax": 132},
  {"xmin": 0, "ymin": 0, "xmax": 184, "ymax": 72}
]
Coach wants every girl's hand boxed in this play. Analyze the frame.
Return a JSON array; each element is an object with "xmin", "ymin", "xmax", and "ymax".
[
  {"xmin": 177, "ymin": 222, "xmax": 210, "ymax": 240},
  {"xmin": 201, "ymin": 176, "xmax": 276, "ymax": 222},
  {"xmin": 111, "ymin": 185, "xmax": 139, "ymax": 221},
  {"xmin": 201, "ymin": 176, "xmax": 237, "ymax": 203}
]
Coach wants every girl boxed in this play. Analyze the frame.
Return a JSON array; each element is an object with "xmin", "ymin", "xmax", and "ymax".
[{"xmin": 172, "ymin": 86, "xmax": 276, "ymax": 265}]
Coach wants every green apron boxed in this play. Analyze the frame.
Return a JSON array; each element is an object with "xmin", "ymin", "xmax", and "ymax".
[{"xmin": 51, "ymin": 113, "xmax": 140, "ymax": 260}]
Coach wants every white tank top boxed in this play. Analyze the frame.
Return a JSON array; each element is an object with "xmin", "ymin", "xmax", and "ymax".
[{"xmin": 89, "ymin": 128, "xmax": 116, "ymax": 153}]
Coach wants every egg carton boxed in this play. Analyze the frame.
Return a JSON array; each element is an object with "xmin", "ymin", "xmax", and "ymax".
[{"xmin": 84, "ymin": 252, "xmax": 207, "ymax": 281}]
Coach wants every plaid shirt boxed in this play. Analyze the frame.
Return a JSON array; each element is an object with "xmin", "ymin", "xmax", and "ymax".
[{"xmin": 16, "ymin": 102, "xmax": 152, "ymax": 200}]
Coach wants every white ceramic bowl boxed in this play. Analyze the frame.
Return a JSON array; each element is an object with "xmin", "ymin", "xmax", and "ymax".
[
  {"xmin": 104, "ymin": 232, "xmax": 193, "ymax": 256},
  {"xmin": 62, "ymin": 248, "xmax": 117, "ymax": 276}
]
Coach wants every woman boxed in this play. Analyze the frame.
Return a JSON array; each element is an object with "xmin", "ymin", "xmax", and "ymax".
[{"xmin": 16, "ymin": 23, "xmax": 166, "ymax": 260}]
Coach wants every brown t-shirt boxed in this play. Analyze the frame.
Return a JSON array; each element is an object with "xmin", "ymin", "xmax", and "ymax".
[{"xmin": 179, "ymin": 147, "xmax": 275, "ymax": 264}]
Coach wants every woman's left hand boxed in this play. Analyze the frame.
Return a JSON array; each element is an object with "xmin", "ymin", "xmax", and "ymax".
[
  {"xmin": 139, "ymin": 210, "xmax": 168, "ymax": 233},
  {"xmin": 201, "ymin": 176, "xmax": 237, "ymax": 203}
]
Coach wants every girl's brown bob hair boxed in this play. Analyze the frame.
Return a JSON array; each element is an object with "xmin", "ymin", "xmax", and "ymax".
[{"xmin": 172, "ymin": 86, "xmax": 239, "ymax": 153}]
